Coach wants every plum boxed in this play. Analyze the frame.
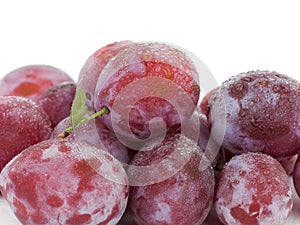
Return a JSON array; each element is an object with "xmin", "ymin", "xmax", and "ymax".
[{"xmin": 0, "ymin": 139, "xmax": 129, "ymax": 225}]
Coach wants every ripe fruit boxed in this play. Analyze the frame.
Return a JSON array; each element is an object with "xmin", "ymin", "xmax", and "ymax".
[
  {"xmin": 209, "ymin": 70, "xmax": 300, "ymax": 158},
  {"xmin": 94, "ymin": 42, "xmax": 200, "ymax": 148},
  {"xmin": 1, "ymin": 41, "xmax": 299, "ymax": 225},
  {"xmin": 0, "ymin": 65, "xmax": 73, "ymax": 102},
  {"xmin": 0, "ymin": 139, "xmax": 129, "ymax": 225},
  {"xmin": 127, "ymin": 134, "xmax": 214, "ymax": 225},
  {"xmin": 214, "ymin": 152, "xmax": 293, "ymax": 225},
  {"xmin": 38, "ymin": 82, "xmax": 76, "ymax": 128},
  {"xmin": 0, "ymin": 96, "xmax": 52, "ymax": 172},
  {"xmin": 78, "ymin": 41, "xmax": 133, "ymax": 109}
]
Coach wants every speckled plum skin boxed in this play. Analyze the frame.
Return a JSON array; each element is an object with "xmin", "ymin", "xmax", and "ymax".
[
  {"xmin": 51, "ymin": 115, "xmax": 135, "ymax": 164},
  {"xmin": 0, "ymin": 140, "xmax": 129, "ymax": 225},
  {"xmin": 127, "ymin": 134, "xmax": 214, "ymax": 225},
  {"xmin": 0, "ymin": 96, "xmax": 52, "ymax": 172},
  {"xmin": 94, "ymin": 42, "xmax": 200, "ymax": 142},
  {"xmin": 38, "ymin": 82, "xmax": 76, "ymax": 128},
  {"xmin": 214, "ymin": 152, "xmax": 293, "ymax": 225},
  {"xmin": 78, "ymin": 41, "xmax": 133, "ymax": 110},
  {"xmin": 209, "ymin": 70, "xmax": 300, "ymax": 158},
  {"xmin": 0, "ymin": 65, "xmax": 73, "ymax": 102}
]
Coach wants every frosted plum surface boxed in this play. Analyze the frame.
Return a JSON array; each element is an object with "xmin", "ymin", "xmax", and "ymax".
[
  {"xmin": 94, "ymin": 42, "xmax": 200, "ymax": 147},
  {"xmin": 214, "ymin": 152, "xmax": 293, "ymax": 225},
  {"xmin": 209, "ymin": 70, "xmax": 300, "ymax": 158},
  {"xmin": 0, "ymin": 65, "xmax": 73, "ymax": 102},
  {"xmin": 0, "ymin": 96, "xmax": 52, "ymax": 172},
  {"xmin": 0, "ymin": 140, "xmax": 129, "ymax": 225}
]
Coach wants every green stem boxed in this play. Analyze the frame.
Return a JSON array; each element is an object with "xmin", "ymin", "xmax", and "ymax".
[{"xmin": 59, "ymin": 106, "xmax": 110, "ymax": 138}]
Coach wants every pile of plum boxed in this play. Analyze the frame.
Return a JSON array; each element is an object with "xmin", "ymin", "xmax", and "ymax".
[{"xmin": 0, "ymin": 41, "xmax": 299, "ymax": 225}]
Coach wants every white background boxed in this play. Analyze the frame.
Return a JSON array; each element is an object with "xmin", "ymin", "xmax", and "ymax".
[
  {"xmin": 1, "ymin": 1, "xmax": 300, "ymax": 224},
  {"xmin": 1, "ymin": 0, "xmax": 300, "ymax": 84}
]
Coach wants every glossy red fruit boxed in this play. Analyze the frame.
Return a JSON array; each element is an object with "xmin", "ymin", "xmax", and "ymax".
[
  {"xmin": 0, "ymin": 65, "xmax": 73, "ymax": 102},
  {"xmin": 0, "ymin": 96, "xmax": 52, "ymax": 172},
  {"xmin": 94, "ymin": 42, "xmax": 200, "ymax": 147},
  {"xmin": 209, "ymin": 70, "xmax": 300, "ymax": 158},
  {"xmin": 127, "ymin": 134, "xmax": 214, "ymax": 225},
  {"xmin": 0, "ymin": 139, "xmax": 129, "ymax": 225},
  {"xmin": 214, "ymin": 152, "xmax": 293, "ymax": 225},
  {"xmin": 38, "ymin": 82, "xmax": 76, "ymax": 128},
  {"xmin": 78, "ymin": 41, "xmax": 133, "ymax": 109}
]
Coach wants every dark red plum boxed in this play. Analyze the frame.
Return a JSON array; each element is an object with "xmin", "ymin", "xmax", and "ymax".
[
  {"xmin": 38, "ymin": 82, "xmax": 76, "ymax": 128},
  {"xmin": 95, "ymin": 42, "xmax": 200, "ymax": 149},
  {"xmin": 209, "ymin": 70, "xmax": 300, "ymax": 158},
  {"xmin": 127, "ymin": 134, "xmax": 214, "ymax": 225},
  {"xmin": 78, "ymin": 41, "xmax": 133, "ymax": 110},
  {"xmin": 0, "ymin": 96, "xmax": 52, "ymax": 172}
]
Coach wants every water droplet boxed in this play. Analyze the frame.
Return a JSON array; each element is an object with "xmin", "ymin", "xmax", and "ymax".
[
  {"xmin": 241, "ymin": 76, "xmax": 254, "ymax": 83},
  {"xmin": 233, "ymin": 179, "xmax": 240, "ymax": 185},
  {"xmin": 250, "ymin": 117, "xmax": 261, "ymax": 127},
  {"xmin": 239, "ymin": 170, "xmax": 246, "ymax": 176},
  {"xmin": 239, "ymin": 109, "xmax": 247, "ymax": 118},
  {"xmin": 228, "ymin": 81, "xmax": 248, "ymax": 99}
]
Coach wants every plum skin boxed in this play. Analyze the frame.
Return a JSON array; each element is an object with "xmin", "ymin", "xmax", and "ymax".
[
  {"xmin": 214, "ymin": 152, "xmax": 293, "ymax": 225},
  {"xmin": 94, "ymin": 42, "xmax": 200, "ymax": 144},
  {"xmin": 0, "ymin": 96, "xmax": 52, "ymax": 172},
  {"xmin": 209, "ymin": 70, "xmax": 300, "ymax": 158},
  {"xmin": 0, "ymin": 65, "xmax": 73, "ymax": 102},
  {"xmin": 0, "ymin": 140, "xmax": 129, "ymax": 225},
  {"xmin": 127, "ymin": 134, "xmax": 215, "ymax": 225}
]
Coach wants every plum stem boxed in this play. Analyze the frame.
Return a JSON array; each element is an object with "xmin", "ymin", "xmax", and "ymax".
[{"xmin": 58, "ymin": 106, "xmax": 110, "ymax": 138}]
